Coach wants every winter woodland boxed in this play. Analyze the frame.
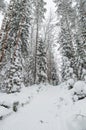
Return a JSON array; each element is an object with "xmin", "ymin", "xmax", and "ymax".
[{"xmin": 0, "ymin": 0, "xmax": 86, "ymax": 130}]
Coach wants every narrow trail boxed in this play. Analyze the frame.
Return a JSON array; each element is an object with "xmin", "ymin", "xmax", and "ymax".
[{"xmin": 0, "ymin": 86, "xmax": 69, "ymax": 130}]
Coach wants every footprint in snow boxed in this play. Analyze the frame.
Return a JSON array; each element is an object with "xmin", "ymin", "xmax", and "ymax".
[
  {"xmin": 40, "ymin": 120, "xmax": 48, "ymax": 124},
  {"xmin": 40, "ymin": 120, "xmax": 44, "ymax": 124}
]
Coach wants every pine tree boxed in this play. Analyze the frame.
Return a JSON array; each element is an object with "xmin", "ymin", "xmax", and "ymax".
[
  {"xmin": 50, "ymin": 58, "xmax": 59, "ymax": 85},
  {"xmin": 66, "ymin": 0, "xmax": 86, "ymax": 80},
  {"xmin": 61, "ymin": 56, "xmax": 74, "ymax": 81},
  {"xmin": 42, "ymin": 11, "xmax": 59, "ymax": 85},
  {"xmin": 0, "ymin": 0, "xmax": 31, "ymax": 93},
  {"xmin": 47, "ymin": 48, "xmax": 59, "ymax": 85},
  {"xmin": 24, "ymin": 54, "xmax": 35, "ymax": 86},
  {"xmin": 33, "ymin": 0, "xmax": 46, "ymax": 84},
  {"xmin": 74, "ymin": 0, "xmax": 86, "ymax": 79},
  {"xmin": 54, "ymin": 0, "xmax": 76, "ymax": 81},
  {"xmin": 36, "ymin": 38, "xmax": 47, "ymax": 84},
  {"xmin": 54, "ymin": 0, "xmax": 86, "ymax": 81}
]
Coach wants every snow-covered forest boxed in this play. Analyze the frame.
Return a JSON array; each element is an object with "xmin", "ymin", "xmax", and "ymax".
[{"xmin": 0, "ymin": 0, "xmax": 86, "ymax": 130}]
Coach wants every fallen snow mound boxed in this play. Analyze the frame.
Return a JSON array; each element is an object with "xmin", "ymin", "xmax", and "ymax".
[
  {"xmin": 67, "ymin": 78, "xmax": 75, "ymax": 89},
  {"xmin": 74, "ymin": 81, "xmax": 86, "ymax": 94},
  {"xmin": 73, "ymin": 81, "xmax": 86, "ymax": 101}
]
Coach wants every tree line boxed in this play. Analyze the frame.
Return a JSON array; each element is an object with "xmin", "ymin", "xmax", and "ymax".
[
  {"xmin": 0, "ymin": 0, "xmax": 59, "ymax": 93},
  {"xmin": 54, "ymin": 0, "xmax": 86, "ymax": 81},
  {"xmin": 0, "ymin": 0, "xmax": 85, "ymax": 93}
]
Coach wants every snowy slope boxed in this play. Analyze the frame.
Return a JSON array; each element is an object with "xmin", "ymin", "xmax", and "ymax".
[{"xmin": 0, "ymin": 82, "xmax": 86, "ymax": 130}]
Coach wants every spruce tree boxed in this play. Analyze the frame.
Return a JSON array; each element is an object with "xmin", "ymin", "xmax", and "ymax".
[
  {"xmin": 0, "ymin": 0, "xmax": 31, "ymax": 93},
  {"xmin": 33, "ymin": 0, "xmax": 46, "ymax": 84},
  {"xmin": 74, "ymin": 0, "xmax": 86, "ymax": 79},
  {"xmin": 36, "ymin": 38, "xmax": 47, "ymax": 84},
  {"xmin": 61, "ymin": 56, "xmax": 74, "ymax": 81},
  {"xmin": 50, "ymin": 59, "xmax": 59, "ymax": 85},
  {"xmin": 54, "ymin": 0, "xmax": 76, "ymax": 81}
]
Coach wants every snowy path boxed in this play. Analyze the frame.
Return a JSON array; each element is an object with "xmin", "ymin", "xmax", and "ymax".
[
  {"xmin": 0, "ymin": 86, "xmax": 68, "ymax": 130},
  {"xmin": 0, "ymin": 85, "xmax": 86, "ymax": 130}
]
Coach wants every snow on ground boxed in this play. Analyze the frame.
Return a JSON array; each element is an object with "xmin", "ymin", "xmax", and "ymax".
[
  {"xmin": 0, "ymin": 82, "xmax": 86, "ymax": 130},
  {"xmin": 0, "ymin": 84, "xmax": 44, "ymax": 117}
]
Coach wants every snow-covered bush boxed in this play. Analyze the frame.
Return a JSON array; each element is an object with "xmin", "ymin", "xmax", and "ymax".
[
  {"xmin": 73, "ymin": 81, "xmax": 86, "ymax": 101},
  {"xmin": 66, "ymin": 78, "xmax": 75, "ymax": 89}
]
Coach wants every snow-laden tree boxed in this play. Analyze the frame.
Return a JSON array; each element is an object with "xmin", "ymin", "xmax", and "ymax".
[
  {"xmin": 35, "ymin": 38, "xmax": 47, "ymax": 84},
  {"xmin": 64, "ymin": 0, "xmax": 86, "ymax": 80},
  {"xmin": 24, "ymin": 54, "xmax": 35, "ymax": 86},
  {"xmin": 61, "ymin": 56, "xmax": 75, "ymax": 81},
  {"xmin": 54, "ymin": 0, "xmax": 76, "ymax": 81},
  {"xmin": 33, "ymin": 0, "xmax": 46, "ymax": 84},
  {"xmin": 0, "ymin": 0, "xmax": 32, "ymax": 93},
  {"xmin": 22, "ymin": 0, "xmax": 47, "ymax": 85},
  {"xmin": 42, "ymin": 11, "xmax": 59, "ymax": 85},
  {"xmin": 54, "ymin": 0, "xmax": 86, "ymax": 81},
  {"xmin": 49, "ymin": 57, "xmax": 59, "ymax": 85},
  {"xmin": 73, "ymin": 0, "xmax": 86, "ymax": 79}
]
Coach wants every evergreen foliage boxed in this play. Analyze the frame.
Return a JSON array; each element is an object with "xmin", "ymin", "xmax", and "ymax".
[
  {"xmin": 36, "ymin": 38, "xmax": 47, "ymax": 84},
  {"xmin": 0, "ymin": 0, "xmax": 32, "ymax": 93},
  {"xmin": 54, "ymin": 0, "xmax": 86, "ymax": 81}
]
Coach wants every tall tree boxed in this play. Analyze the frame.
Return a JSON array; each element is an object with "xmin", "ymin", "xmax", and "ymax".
[
  {"xmin": 74, "ymin": 0, "xmax": 86, "ymax": 79},
  {"xmin": 54, "ymin": 0, "xmax": 86, "ymax": 81},
  {"xmin": 36, "ymin": 38, "xmax": 47, "ymax": 84},
  {"xmin": 54, "ymin": 0, "xmax": 79, "ymax": 81},
  {"xmin": 0, "ymin": 0, "xmax": 32, "ymax": 93},
  {"xmin": 33, "ymin": 0, "xmax": 46, "ymax": 84},
  {"xmin": 43, "ymin": 11, "xmax": 59, "ymax": 85}
]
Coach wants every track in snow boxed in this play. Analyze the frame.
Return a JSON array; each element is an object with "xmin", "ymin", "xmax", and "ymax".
[{"xmin": 0, "ymin": 86, "xmax": 69, "ymax": 130}]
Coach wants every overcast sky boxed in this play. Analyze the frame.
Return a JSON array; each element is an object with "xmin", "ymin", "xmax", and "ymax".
[{"xmin": 44, "ymin": 0, "xmax": 56, "ymax": 17}]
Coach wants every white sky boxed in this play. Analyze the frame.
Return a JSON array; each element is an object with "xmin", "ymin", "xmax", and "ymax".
[
  {"xmin": 44, "ymin": 0, "xmax": 56, "ymax": 17},
  {"xmin": 5, "ymin": 0, "xmax": 10, "ymax": 3}
]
